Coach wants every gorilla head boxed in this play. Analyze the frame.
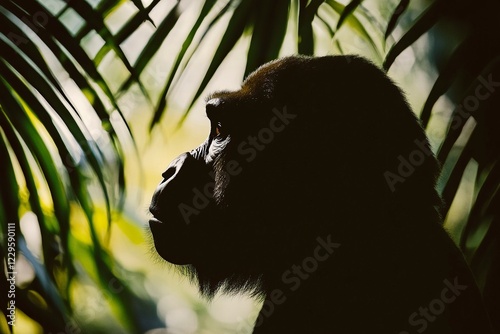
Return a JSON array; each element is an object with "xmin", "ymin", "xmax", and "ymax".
[{"xmin": 149, "ymin": 56, "xmax": 492, "ymax": 333}]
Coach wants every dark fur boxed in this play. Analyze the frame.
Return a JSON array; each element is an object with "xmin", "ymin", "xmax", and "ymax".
[{"xmin": 149, "ymin": 55, "xmax": 493, "ymax": 333}]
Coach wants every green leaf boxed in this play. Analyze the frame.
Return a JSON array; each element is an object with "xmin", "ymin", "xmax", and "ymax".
[
  {"xmin": 0, "ymin": 17, "xmax": 116, "ymax": 138},
  {"xmin": 440, "ymin": 131, "xmax": 475, "ymax": 216},
  {"xmin": 336, "ymin": 0, "xmax": 363, "ymax": 31},
  {"xmin": 0, "ymin": 120, "xmax": 20, "ymax": 249},
  {"xmin": 385, "ymin": 0, "xmax": 410, "ymax": 40},
  {"xmin": 19, "ymin": 237, "xmax": 70, "ymax": 323},
  {"xmin": 56, "ymin": 1, "xmax": 137, "ymax": 75},
  {"xmin": 0, "ymin": 79, "xmax": 70, "ymax": 227},
  {"xmin": 0, "ymin": 60, "xmax": 78, "ymax": 270},
  {"xmin": 383, "ymin": 0, "xmax": 446, "ymax": 71},
  {"xmin": 0, "ymin": 38, "xmax": 113, "ymax": 224},
  {"xmin": 437, "ymin": 56, "xmax": 500, "ymax": 164},
  {"xmin": 110, "ymin": 0, "xmax": 162, "ymax": 47},
  {"xmin": 462, "ymin": 162, "xmax": 500, "ymax": 254},
  {"xmin": 182, "ymin": 0, "xmax": 254, "ymax": 125},
  {"xmin": 245, "ymin": 0, "xmax": 289, "ymax": 76},
  {"xmin": 150, "ymin": 0, "xmax": 220, "ymax": 130},
  {"xmin": 326, "ymin": 0, "xmax": 381, "ymax": 60},
  {"xmin": 2, "ymin": 1, "xmax": 123, "ymax": 113},
  {"xmin": 118, "ymin": 3, "xmax": 181, "ymax": 93},
  {"xmin": 420, "ymin": 35, "xmax": 478, "ymax": 128},
  {"xmin": 130, "ymin": 0, "xmax": 146, "ymax": 12},
  {"xmin": 96, "ymin": 0, "xmax": 129, "ymax": 17},
  {"xmin": 298, "ymin": 0, "xmax": 323, "ymax": 55},
  {"xmin": 0, "ymin": 16, "xmax": 65, "ymax": 97},
  {"xmin": 316, "ymin": 10, "xmax": 336, "ymax": 38},
  {"xmin": 0, "ymin": 107, "xmax": 58, "ymax": 270},
  {"xmin": 468, "ymin": 202, "xmax": 499, "ymax": 292}
]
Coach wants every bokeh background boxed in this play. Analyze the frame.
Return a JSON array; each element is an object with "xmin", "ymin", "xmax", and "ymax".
[{"xmin": 1, "ymin": 0, "xmax": 499, "ymax": 333}]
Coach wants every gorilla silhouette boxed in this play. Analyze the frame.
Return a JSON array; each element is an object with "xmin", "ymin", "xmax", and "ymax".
[{"xmin": 149, "ymin": 55, "xmax": 493, "ymax": 333}]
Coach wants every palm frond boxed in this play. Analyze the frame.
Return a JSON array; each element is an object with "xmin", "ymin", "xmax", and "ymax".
[{"xmin": 0, "ymin": 0, "xmax": 163, "ymax": 331}]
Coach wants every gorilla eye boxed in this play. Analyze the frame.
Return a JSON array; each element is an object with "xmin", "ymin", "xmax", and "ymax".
[{"xmin": 215, "ymin": 121, "xmax": 223, "ymax": 136}]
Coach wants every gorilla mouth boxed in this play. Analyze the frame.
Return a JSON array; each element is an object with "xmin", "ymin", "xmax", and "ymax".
[
  {"xmin": 148, "ymin": 216, "xmax": 194, "ymax": 265},
  {"xmin": 148, "ymin": 209, "xmax": 188, "ymax": 231},
  {"xmin": 148, "ymin": 215, "xmax": 183, "ymax": 237},
  {"xmin": 148, "ymin": 217, "xmax": 163, "ymax": 227},
  {"xmin": 148, "ymin": 217, "xmax": 165, "ymax": 237}
]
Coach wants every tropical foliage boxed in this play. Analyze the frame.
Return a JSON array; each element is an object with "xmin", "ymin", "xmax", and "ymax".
[{"xmin": 0, "ymin": 0, "xmax": 498, "ymax": 332}]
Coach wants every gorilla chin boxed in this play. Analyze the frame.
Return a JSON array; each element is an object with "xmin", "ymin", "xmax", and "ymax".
[
  {"xmin": 148, "ymin": 55, "xmax": 494, "ymax": 333},
  {"xmin": 148, "ymin": 217, "xmax": 192, "ymax": 265}
]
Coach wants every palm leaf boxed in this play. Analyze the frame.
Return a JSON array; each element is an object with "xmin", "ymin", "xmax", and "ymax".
[
  {"xmin": 0, "ymin": 0, "xmax": 164, "ymax": 331},
  {"xmin": 150, "ymin": 0, "xmax": 222, "ymax": 130},
  {"xmin": 184, "ymin": 0, "xmax": 254, "ymax": 118},
  {"xmin": 298, "ymin": 0, "xmax": 324, "ymax": 55},
  {"xmin": 325, "ymin": 0, "xmax": 382, "ymax": 60},
  {"xmin": 384, "ymin": 0, "xmax": 410, "ymax": 40},
  {"xmin": 245, "ymin": 0, "xmax": 289, "ymax": 77},
  {"xmin": 383, "ymin": 0, "xmax": 447, "ymax": 71},
  {"xmin": 336, "ymin": 0, "xmax": 363, "ymax": 31}
]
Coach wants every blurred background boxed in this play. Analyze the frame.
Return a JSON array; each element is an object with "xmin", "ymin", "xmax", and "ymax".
[{"xmin": 0, "ymin": 0, "xmax": 499, "ymax": 333}]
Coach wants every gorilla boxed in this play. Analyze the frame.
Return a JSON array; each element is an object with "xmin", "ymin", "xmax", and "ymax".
[{"xmin": 149, "ymin": 55, "xmax": 493, "ymax": 333}]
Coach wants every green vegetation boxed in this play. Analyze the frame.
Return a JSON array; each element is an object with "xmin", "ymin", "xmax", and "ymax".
[{"xmin": 0, "ymin": 0, "xmax": 498, "ymax": 332}]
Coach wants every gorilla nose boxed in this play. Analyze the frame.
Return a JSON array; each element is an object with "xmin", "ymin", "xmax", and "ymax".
[
  {"xmin": 149, "ymin": 151, "xmax": 211, "ymax": 223},
  {"xmin": 149, "ymin": 153, "xmax": 190, "ymax": 217},
  {"xmin": 159, "ymin": 153, "xmax": 190, "ymax": 184}
]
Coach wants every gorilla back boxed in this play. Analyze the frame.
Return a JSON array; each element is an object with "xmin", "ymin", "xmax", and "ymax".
[{"xmin": 149, "ymin": 55, "xmax": 493, "ymax": 333}]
